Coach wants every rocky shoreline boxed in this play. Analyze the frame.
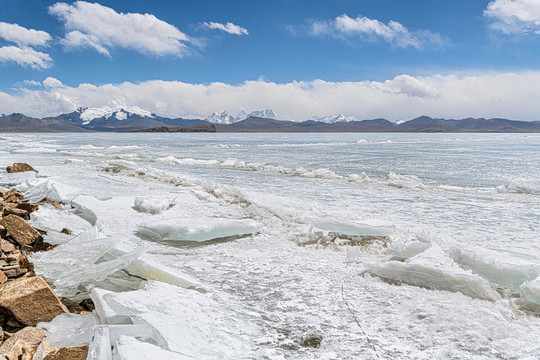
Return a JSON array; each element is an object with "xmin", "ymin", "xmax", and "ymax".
[{"xmin": 0, "ymin": 163, "xmax": 90, "ymax": 360}]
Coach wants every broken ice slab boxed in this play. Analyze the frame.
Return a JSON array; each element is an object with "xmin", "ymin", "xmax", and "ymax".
[
  {"xmin": 20, "ymin": 178, "xmax": 81, "ymax": 203},
  {"xmin": 103, "ymin": 281, "xmax": 255, "ymax": 358},
  {"xmin": 28, "ymin": 203, "xmax": 92, "ymax": 236},
  {"xmin": 365, "ymin": 245, "xmax": 501, "ymax": 302},
  {"xmin": 520, "ymin": 276, "xmax": 540, "ymax": 307},
  {"xmin": 32, "ymin": 227, "xmax": 116, "ymax": 282},
  {"xmin": 87, "ymin": 325, "xmax": 112, "ymax": 360},
  {"xmin": 449, "ymin": 247, "xmax": 540, "ymax": 293},
  {"xmin": 308, "ymin": 217, "xmax": 395, "ymax": 237},
  {"xmin": 126, "ymin": 257, "xmax": 204, "ymax": 291},
  {"xmin": 37, "ymin": 313, "xmax": 99, "ymax": 348},
  {"xmin": 113, "ymin": 336, "xmax": 194, "ymax": 360},
  {"xmin": 90, "ymin": 288, "xmax": 132, "ymax": 325},
  {"xmin": 137, "ymin": 218, "xmax": 263, "ymax": 242},
  {"xmin": 386, "ymin": 231, "xmax": 432, "ymax": 261},
  {"xmin": 53, "ymin": 247, "xmax": 146, "ymax": 297},
  {"xmin": 133, "ymin": 196, "xmax": 174, "ymax": 214}
]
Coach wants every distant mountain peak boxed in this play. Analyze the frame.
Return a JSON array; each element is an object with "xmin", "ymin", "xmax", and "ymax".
[
  {"xmin": 310, "ymin": 114, "xmax": 358, "ymax": 123},
  {"xmin": 78, "ymin": 105, "xmax": 154, "ymax": 125},
  {"xmin": 205, "ymin": 109, "xmax": 278, "ymax": 124}
]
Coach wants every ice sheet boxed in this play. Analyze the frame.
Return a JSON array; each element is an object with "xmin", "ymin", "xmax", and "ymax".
[
  {"xmin": 112, "ymin": 336, "xmax": 193, "ymax": 360},
  {"xmin": 28, "ymin": 204, "xmax": 92, "ymax": 235},
  {"xmin": 365, "ymin": 245, "xmax": 501, "ymax": 302},
  {"xmin": 103, "ymin": 281, "xmax": 256, "ymax": 358},
  {"xmin": 137, "ymin": 218, "xmax": 263, "ymax": 242}
]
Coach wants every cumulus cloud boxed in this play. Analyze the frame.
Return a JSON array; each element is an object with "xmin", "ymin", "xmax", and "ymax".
[
  {"xmin": 1, "ymin": 72, "xmax": 540, "ymax": 122},
  {"xmin": 48, "ymin": 1, "xmax": 190, "ymax": 57},
  {"xmin": 0, "ymin": 46, "xmax": 52, "ymax": 69},
  {"xmin": 0, "ymin": 22, "xmax": 52, "ymax": 47},
  {"xmin": 43, "ymin": 77, "xmax": 64, "ymax": 89},
  {"xmin": 484, "ymin": 0, "xmax": 540, "ymax": 34},
  {"xmin": 310, "ymin": 14, "xmax": 446, "ymax": 49},
  {"xmin": 203, "ymin": 21, "xmax": 248, "ymax": 35}
]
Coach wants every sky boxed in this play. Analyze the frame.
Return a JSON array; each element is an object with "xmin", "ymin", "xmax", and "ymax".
[{"xmin": 1, "ymin": 0, "xmax": 540, "ymax": 121}]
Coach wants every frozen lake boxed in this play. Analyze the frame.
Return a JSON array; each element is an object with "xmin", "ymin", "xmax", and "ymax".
[{"xmin": 1, "ymin": 132, "xmax": 539, "ymax": 359}]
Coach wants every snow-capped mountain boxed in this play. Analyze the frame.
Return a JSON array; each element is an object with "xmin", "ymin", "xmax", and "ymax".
[
  {"xmin": 309, "ymin": 114, "xmax": 358, "ymax": 123},
  {"xmin": 77, "ymin": 105, "xmax": 155, "ymax": 125},
  {"xmin": 204, "ymin": 111, "xmax": 237, "ymax": 125},
  {"xmin": 205, "ymin": 109, "xmax": 278, "ymax": 124}
]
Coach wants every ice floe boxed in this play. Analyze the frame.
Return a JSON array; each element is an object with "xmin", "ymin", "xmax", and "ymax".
[
  {"xmin": 365, "ymin": 245, "xmax": 501, "ymax": 302},
  {"xmin": 137, "ymin": 218, "xmax": 263, "ymax": 242},
  {"xmin": 113, "ymin": 336, "xmax": 194, "ymax": 360},
  {"xmin": 308, "ymin": 217, "xmax": 395, "ymax": 237},
  {"xmin": 19, "ymin": 178, "xmax": 81, "ymax": 203},
  {"xmin": 132, "ymin": 196, "xmax": 174, "ymax": 215},
  {"xmin": 449, "ymin": 247, "xmax": 540, "ymax": 292},
  {"xmin": 520, "ymin": 276, "xmax": 540, "ymax": 307}
]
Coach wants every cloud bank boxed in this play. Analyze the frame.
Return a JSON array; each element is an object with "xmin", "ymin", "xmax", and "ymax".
[
  {"xmin": 2, "ymin": 72, "xmax": 540, "ymax": 121},
  {"xmin": 310, "ymin": 14, "xmax": 446, "ymax": 49},
  {"xmin": 485, "ymin": 0, "xmax": 540, "ymax": 34},
  {"xmin": 48, "ymin": 1, "xmax": 190, "ymax": 57},
  {"xmin": 203, "ymin": 22, "xmax": 248, "ymax": 35},
  {"xmin": 0, "ymin": 22, "xmax": 52, "ymax": 69}
]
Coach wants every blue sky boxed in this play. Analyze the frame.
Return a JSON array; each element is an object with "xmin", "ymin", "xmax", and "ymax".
[{"xmin": 1, "ymin": 0, "xmax": 540, "ymax": 121}]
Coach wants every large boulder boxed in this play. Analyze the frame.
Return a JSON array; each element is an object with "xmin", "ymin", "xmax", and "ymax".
[
  {"xmin": 0, "ymin": 215, "xmax": 42, "ymax": 247},
  {"xmin": 6, "ymin": 163, "xmax": 35, "ymax": 174},
  {"xmin": 0, "ymin": 326, "xmax": 44, "ymax": 360},
  {"xmin": 0, "ymin": 277, "xmax": 67, "ymax": 326},
  {"xmin": 32, "ymin": 340, "xmax": 88, "ymax": 360}
]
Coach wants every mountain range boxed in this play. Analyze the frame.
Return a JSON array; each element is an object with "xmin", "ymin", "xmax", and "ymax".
[{"xmin": 1, "ymin": 105, "xmax": 540, "ymax": 133}]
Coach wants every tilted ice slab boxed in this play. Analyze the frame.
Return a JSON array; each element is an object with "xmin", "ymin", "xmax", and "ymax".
[
  {"xmin": 449, "ymin": 247, "xmax": 540, "ymax": 293},
  {"xmin": 90, "ymin": 288, "xmax": 132, "ymax": 325},
  {"xmin": 32, "ymin": 227, "xmax": 146, "ymax": 297},
  {"xmin": 113, "ymin": 336, "xmax": 194, "ymax": 360},
  {"xmin": 365, "ymin": 245, "xmax": 501, "ymax": 302},
  {"xmin": 520, "ymin": 276, "xmax": 540, "ymax": 307},
  {"xmin": 138, "ymin": 218, "xmax": 263, "ymax": 242},
  {"xmin": 28, "ymin": 204, "xmax": 92, "ymax": 237},
  {"xmin": 386, "ymin": 231, "xmax": 432, "ymax": 261},
  {"xmin": 103, "ymin": 281, "xmax": 256, "ymax": 359},
  {"xmin": 308, "ymin": 217, "xmax": 395, "ymax": 237},
  {"xmin": 126, "ymin": 257, "xmax": 203, "ymax": 291},
  {"xmin": 20, "ymin": 178, "xmax": 81, "ymax": 203}
]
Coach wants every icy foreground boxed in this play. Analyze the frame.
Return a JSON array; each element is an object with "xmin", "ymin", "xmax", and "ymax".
[{"xmin": 1, "ymin": 133, "xmax": 540, "ymax": 359}]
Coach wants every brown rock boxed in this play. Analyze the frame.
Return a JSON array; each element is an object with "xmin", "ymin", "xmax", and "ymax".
[
  {"xmin": 79, "ymin": 298, "xmax": 95, "ymax": 312},
  {"xmin": 21, "ymin": 345, "xmax": 40, "ymax": 360},
  {"xmin": 0, "ymin": 271, "xmax": 6, "ymax": 284},
  {"xmin": 0, "ymin": 225, "xmax": 6, "ymax": 238},
  {"xmin": 0, "ymin": 325, "xmax": 3, "ymax": 342},
  {"xmin": 0, "ymin": 240, "xmax": 16, "ymax": 253},
  {"xmin": 6, "ymin": 163, "xmax": 35, "ymax": 174},
  {"xmin": 59, "ymin": 297, "xmax": 85, "ymax": 314},
  {"xmin": 3, "ymin": 207, "xmax": 29, "ymax": 220},
  {"xmin": 34, "ymin": 341, "xmax": 88, "ymax": 360},
  {"xmin": 0, "ymin": 327, "xmax": 44, "ymax": 360},
  {"xmin": 0, "ymin": 215, "xmax": 41, "ymax": 247},
  {"xmin": 4, "ymin": 268, "xmax": 27, "ymax": 279},
  {"xmin": 16, "ymin": 203, "xmax": 38, "ymax": 214},
  {"xmin": 19, "ymin": 257, "xmax": 34, "ymax": 272},
  {"xmin": 0, "ymin": 277, "xmax": 68, "ymax": 326},
  {"xmin": 60, "ymin": 228, "xmax": 72, "ymax": 235}
]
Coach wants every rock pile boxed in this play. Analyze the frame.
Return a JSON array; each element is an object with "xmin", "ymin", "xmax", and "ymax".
[{"xmin": 0, "ymin": 164, "xmax": 89, "ymax": 360}]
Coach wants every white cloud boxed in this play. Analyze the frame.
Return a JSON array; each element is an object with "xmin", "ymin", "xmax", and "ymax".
[
  {"xmin": 0, "ymin": 46, "xmax": 52, "ymax": 69},
  {"xmin": 484, "ymin": 0, "xmax": 540, "ymax": 34},
  {"xmin": 0, "ymin": 22, "xmax": 52, "ymax": 47},
  {"xmin": 43, "ymin": 77, "xmax": 64, "ymax": 89},
  {"xmin": 310, "ymin": 14, "xmax": 446, "ymax": 49},
  {"xmin": 48, "ymin": 1, "xmax": 190, "ymax": 57},
  {"xmin": 203, "ymin": 22, "xmax": 248, "ymax": 35},
  {"xmin": 2, "ymin": 72, "xmax": 540, "ymax": 122},
  {"xmin": 23, "ymin": 80, "xmax": 42, "ymax": 87}
]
